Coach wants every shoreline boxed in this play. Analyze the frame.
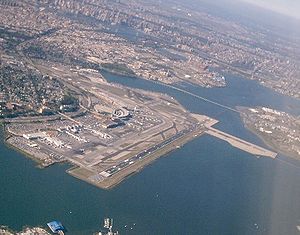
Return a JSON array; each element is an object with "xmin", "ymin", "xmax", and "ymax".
[
  {"xmin": 0, "ymin": 225, "xmax": 51, "ymax": 235},
  {"xmin": 4, "ymin": 138, "xmax": 47, "ymax": 169},
  {"xmin": 1, "ymin": 120, "xmax": 206, "ymax": 190},
  {"xmin": 2, "ymin": 127, "xmax": 58, "ymax": 169},
  {"xmin": 237, "ymin": 105, "xmax": 299, "ymax": 161},
  {"xmin": 242, "ymin": 122, "xmax": 299, "ymax": 161},
  {"xmin": 68, "ymin": 126, "xmax": 205, "ymax": 189}
]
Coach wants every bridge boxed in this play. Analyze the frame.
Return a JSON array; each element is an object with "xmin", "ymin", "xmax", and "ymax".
[{"xmin": 154, "ymin": 81, "xmax": 239, "ymax": 113}]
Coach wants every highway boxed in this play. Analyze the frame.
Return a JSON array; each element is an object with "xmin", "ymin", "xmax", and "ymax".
[{"xmin": 153, "ymin": 80, "xmax": 239, "ymax": 113}]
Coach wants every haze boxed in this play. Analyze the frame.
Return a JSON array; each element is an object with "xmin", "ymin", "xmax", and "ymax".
[{"xmin": 242, "ymin": 0, "xmax": 300, "ymax": 19}]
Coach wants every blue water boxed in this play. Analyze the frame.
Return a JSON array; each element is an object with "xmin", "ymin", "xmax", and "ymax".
[
  {"xmin": 101, "ymin": 71, "xmax": 300, "ymax": 148},
  {"xmin": 0, "ymin": 72, "xmax": 299, "ymax": 235}
]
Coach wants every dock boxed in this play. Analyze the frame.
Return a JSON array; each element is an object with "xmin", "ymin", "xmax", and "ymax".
[
  {"xmin": 47, "ymin": 221, "xmax": 65, "ymax": 235},
  {"xmin": 205, "ymin": 127, "xmax": 277, "ymax": 158}
]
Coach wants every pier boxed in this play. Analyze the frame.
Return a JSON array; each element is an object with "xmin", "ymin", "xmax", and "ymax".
[{"xmin": 205, "ymin": 127, "xmax": 277, "ymax": 158}]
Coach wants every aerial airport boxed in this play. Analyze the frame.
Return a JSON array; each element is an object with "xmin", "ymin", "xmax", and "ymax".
[{"xmin": 3, "ymin": 64, "xmax": 276, "ymax": 189}]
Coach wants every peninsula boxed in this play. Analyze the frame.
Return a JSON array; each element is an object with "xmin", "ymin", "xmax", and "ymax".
[
  {"xmin": 2, "ymin": 65, "xmax": 217, "ymax": 189},
  {"xmin": 0, "ymin": 0, "xmax": 286, "ymax": 189},
  {"xmin": 239, "ymin": 106, "xmax": 300, "ymax": 160}
]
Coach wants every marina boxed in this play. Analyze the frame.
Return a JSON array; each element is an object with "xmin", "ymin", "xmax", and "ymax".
[
  {"xmin": 0, "ymin": 0, "xmax": 300, "ymax": 234},
  {"xmin": 98, "ymin": 218, "xmax": 119, "ymax": 235},
  {"xmin": 1, "ymin": 72, "xmax": 300, "ymax": 234}
]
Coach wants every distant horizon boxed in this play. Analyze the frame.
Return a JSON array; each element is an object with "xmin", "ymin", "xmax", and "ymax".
[{"xmin": 241, "ymin": 0, "xmax": 300, "ymax": 20}]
